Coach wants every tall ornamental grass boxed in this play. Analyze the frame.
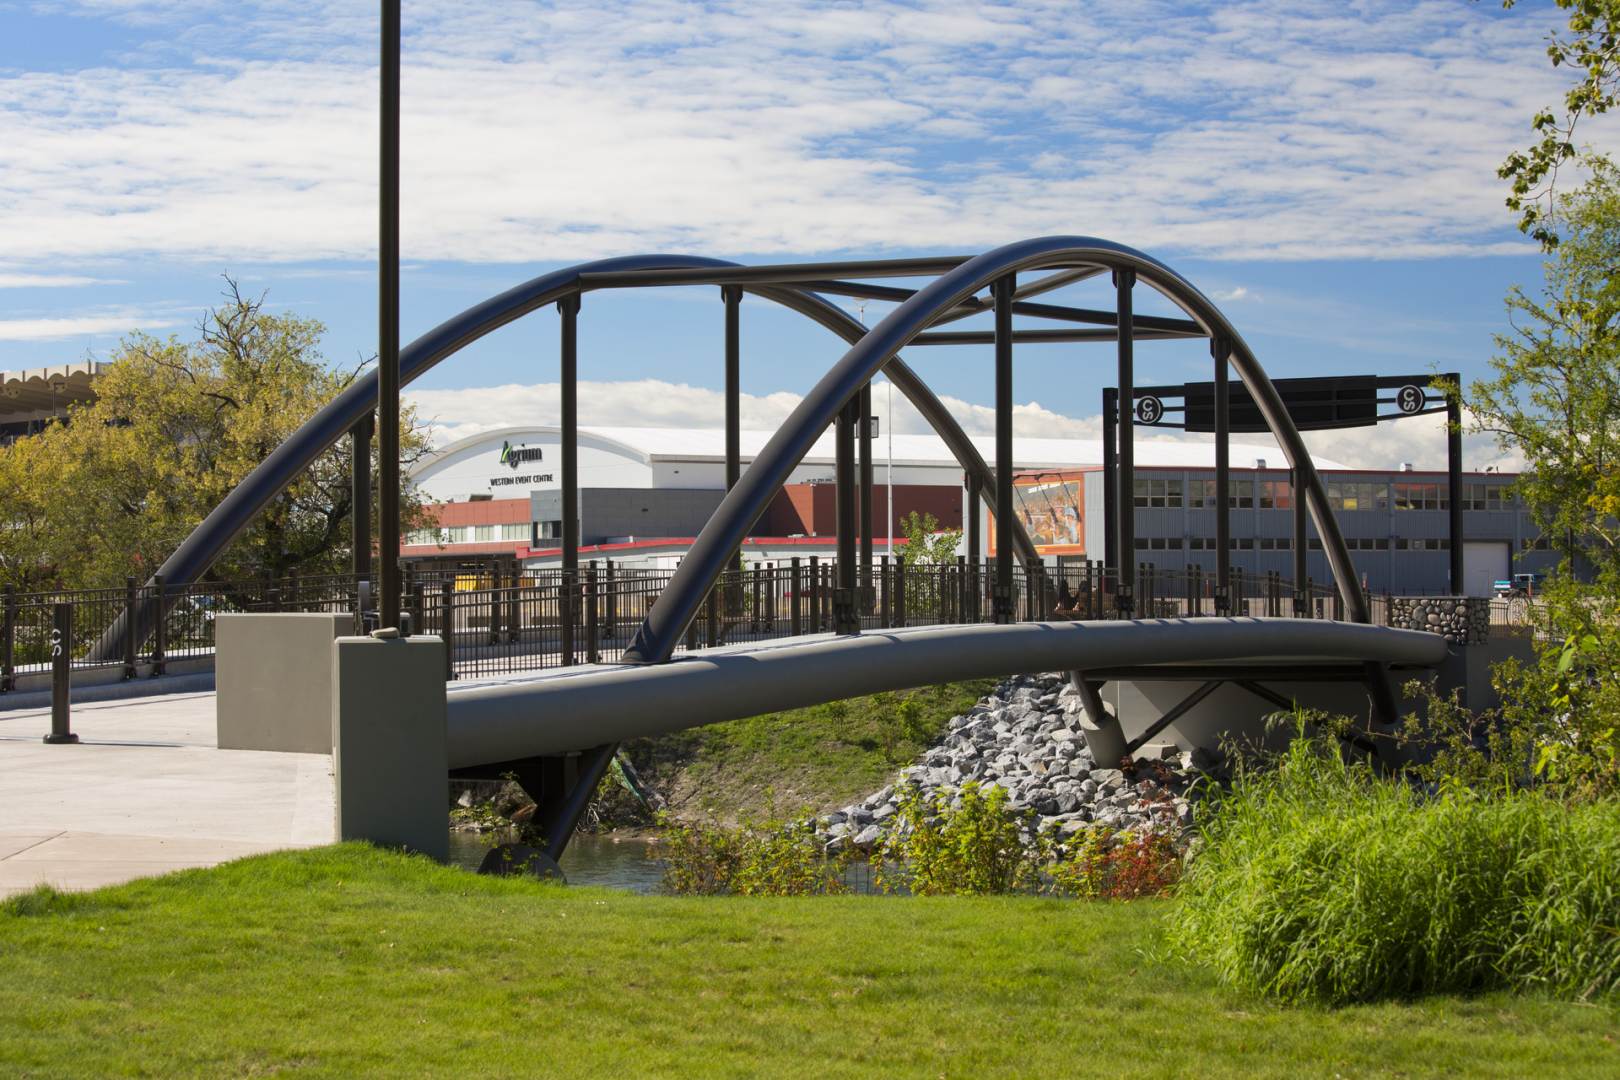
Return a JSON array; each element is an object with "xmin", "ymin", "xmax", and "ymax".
[{"xmin": 1173, "ymin": 735, "xmax": 1620, "ymax": 1004}]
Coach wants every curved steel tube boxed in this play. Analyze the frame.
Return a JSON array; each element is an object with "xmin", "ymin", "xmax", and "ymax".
[
  {"xmin": 446, "ymin": 618, "xmax": 1446, "ymax": 765},
  {"xmin": 748, "ymin": 284, "xmax": 1040, "ymax": 567},
  {"xmin": 91, "ymin": 253, "xmax": 1039, "ymax": 657},
  {"xmin": 625, "ymin": 235, "xmax": 1367, "ymax": 665}
]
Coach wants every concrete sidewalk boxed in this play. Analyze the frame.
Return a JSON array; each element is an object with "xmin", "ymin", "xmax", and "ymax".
[{"xmin": 0, "ymin": 691, "xmax": 332, "ymax": 898}]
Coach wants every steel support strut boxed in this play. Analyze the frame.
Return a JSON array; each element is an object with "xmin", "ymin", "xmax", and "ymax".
[
  {"xmin": 559, "ymin": 295, "xmax": 580, "ymax": 577},
  {"xmin": 1213, "ymin": 337, "xmax": 1232, "ymax": 614},
  {"xmin": 859, "ymin": 382, "xmax": 874, "ymax": 611},
  {"xmin": 834, "ymin": 398, "xmax": 859, "ymax": 633},
  {"xmin": 993, "ymin": 274, "xmax": 1016, "ymax": 623},
  {"xmin": 723, "ymin": 285, "xmax": 741, "ymax": 492},
  {"xmin": 350, "ymin": 414, "xmax": 373, "ymax": 584},
  {"xmin": 1447, "ymin": 381, "xmax": 1464, "ymax": 594},
  {"xmin": 1115, "ymin": 269, "xmax": 1136, "ymax": 615},
  {"xmin": 1102, "ymin": 387, "xmax": 1117, "ymax": 578}
]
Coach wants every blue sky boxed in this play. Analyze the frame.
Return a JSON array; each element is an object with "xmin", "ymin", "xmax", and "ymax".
[{"xmin": 0, "ymin": 1, "xmax": 1591, "ymax": 467}]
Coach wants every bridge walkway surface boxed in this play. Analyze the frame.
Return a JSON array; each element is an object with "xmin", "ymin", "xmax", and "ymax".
[{"xmin": 0, "ymin": 691, "xmax": 331, "ymax": 898}]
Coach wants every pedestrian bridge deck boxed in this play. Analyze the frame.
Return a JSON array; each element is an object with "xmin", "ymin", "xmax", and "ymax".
[{"xmin": 442, "ymin": 617, "xmax": 1450, "ymax": 769}]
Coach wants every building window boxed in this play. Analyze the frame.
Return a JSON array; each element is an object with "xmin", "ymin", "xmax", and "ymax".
[
  {"xmin": 1326, "ymin": 481, "xmax": 1388, "ymax": 511},
  {"xmin": 1230, "ymin": 478, "xmax": 1254, "ymax": 509},
  {"xmin": 1393, "ymin": 482, "xmax": 1448, "ymax": 511},
  {"xmin": 536, "ymin": 520, "xmax": 563, "ymax": 541},
  {"xmin": 1133, "ymin": 477, "xmax": 1183, "ymax": 508},
  {"xmin": 1188, "ymin": 479, "xmax": 1216, "ymax": 508},
  {"xmin": 405, "ymin": 528, "xmax": 437, "ymax": 545},
  {"xmin": 1258, "ymin": 480, "xmax": 1293, "ymax": 510},
  {"xmin": 1229, "ymin": 537, "xmax": 1255, "ymax": 550},
  {"xmin": 474, "ymin": 525, "xmax": 494, "ymax": 542},
  {"xmin": 500, "ymin": 523, "xmax": 529, "ymax": 541},
  {"xmin": 1463, "ymin": 482, "xmax": 1511, "ymax": 511},
  {"xmin": 1523, "ymin": 536, "xmax": 1553, "ymax": 551}
]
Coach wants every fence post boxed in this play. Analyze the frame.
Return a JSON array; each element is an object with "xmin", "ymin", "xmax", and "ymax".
[
  {"xmin": 561, "ymin": 568, "xmax": 576, "ymax": 667},
  {"xmin": 46, "ymin": 602, "xmax": 78, "ymax": 744},
  {"xmin": 894, "ymin": 558, "xmax": 907, "ymax": 628},
  {"xmin": 879, "ymin": 556, "xmax": 890, "ymax": 629},
  {"xmin": 122, "ymin": 576, "xmax": 138, "ymax": 680},
  {"xmin": 1, "ymin": 584, "xmax": 14, "ymax": 693},
  {"xmin": 150, "ymin": 575, "xmax": 167, "ymax": 677},
  {"xmin": 488, "ymin": 563, "xmax": 504, "ymax": 646},
  {"xmin": 808, "ymin": 556, "xmax": 820, "ymax": 633},
  {"xmin": 791, "ymin": 557, "xmax": 803, "ymax": 636},
  {"xmin": 411, "ymin": 583, "xmax": 425, "ymax": 638},
  {"xmin": 586, "ymin": 563, "xmax": 600, "ymax": 664},
  {"xmin": 1231, "ymin": 567, "xmax": 1245, "ymax": 618},
  {"xmin": 706, "ymin": 581, "xmax": 720, "ymax": 648},
  {"xmin": 605, "ymin": 559, "xmax": 617, "ymax": 642},
  {"xmin": 441, "ymin": 579, "xmax": 455, "ymax": 681}
]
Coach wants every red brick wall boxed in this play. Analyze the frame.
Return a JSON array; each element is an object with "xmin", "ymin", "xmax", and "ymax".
[{"xmin": 764, "ymin": 483, "xmax": 963, "ymax": 538}]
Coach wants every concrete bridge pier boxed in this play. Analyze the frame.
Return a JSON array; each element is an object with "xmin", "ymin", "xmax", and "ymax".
[{"xmin": 331, "ymin": 634, "xmax": 447, "ymax": 861}]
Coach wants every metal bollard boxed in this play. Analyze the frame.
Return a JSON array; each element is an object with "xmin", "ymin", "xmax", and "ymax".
[{"xmin": 45, "ymin": 602, "xmax": 78, "ymax": 745}]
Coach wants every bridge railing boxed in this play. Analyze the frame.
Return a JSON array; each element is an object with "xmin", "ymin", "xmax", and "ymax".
[
  {"xmin": 431, "ymin": 557, "xmax": 1350, "ymax": 681},
  {"xmin": 0, "ymin": 573, "xmax": 359, "ymax": 690},
  {"xmin": 8, "ymin": 559, "xmax": 1498, "ymax": 694}
]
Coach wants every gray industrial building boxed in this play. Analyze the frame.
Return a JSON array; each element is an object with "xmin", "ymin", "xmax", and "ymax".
[{"xmin": 1046, "ymin": 465, "xmax": 1561, "ymax": 595}]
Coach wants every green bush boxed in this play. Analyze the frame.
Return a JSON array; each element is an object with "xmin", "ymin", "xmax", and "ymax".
[
  {"xmin": 657, "ymin": 811, "xmax": 852, "ymax": 896},
  {"xmin": 1049, "ymin": 827, "xmax": 1181, "ymax": 900},
  {"xmin": 1173, "ymin": 733, "xmax": 1620, "ymax": 1004},
  {"xmin": 873, "ymin": 782, "xmax": 1048, "ymax": 895}
]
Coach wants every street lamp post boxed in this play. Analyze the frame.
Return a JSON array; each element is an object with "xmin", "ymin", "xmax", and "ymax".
[{"xmin": 378, "ymin": 0, "xmax": 402, "ymax": 632}]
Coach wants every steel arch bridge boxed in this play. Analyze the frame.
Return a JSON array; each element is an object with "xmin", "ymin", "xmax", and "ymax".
[{"xmin": 109, "ymin": 236, "xmax": 1450, "ymax": 858}]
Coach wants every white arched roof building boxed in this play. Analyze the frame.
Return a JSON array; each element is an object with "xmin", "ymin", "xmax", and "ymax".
[{"xmin": 408, "ymin": 424, "xmax": 1334, "ymax": 504}]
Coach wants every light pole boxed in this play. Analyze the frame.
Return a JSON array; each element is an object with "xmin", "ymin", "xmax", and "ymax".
[{"xmin": 378, "ymin": 0, "xmax": 401, "ymax": 632}]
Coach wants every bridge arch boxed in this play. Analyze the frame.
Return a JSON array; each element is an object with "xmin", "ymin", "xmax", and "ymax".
[
  {"xmin": 142, "ymin": 253, "xmax": 1039, "ymax": 599},
  {"xmin": 624, "ymin": 235, "xmax": 1368, "ymax": 664}
]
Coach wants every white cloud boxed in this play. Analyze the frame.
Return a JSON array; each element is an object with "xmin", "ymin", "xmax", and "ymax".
[
  {"xmin": 0, "ymin": 310, "xmax": 181, "ymax": 341},
  {"xmin": 0, "ymin": 273, "xmax": 125, "ymax": 289},
  {"xmin": 409, "ymin": 376, "xmax": 1524, "ymax": 472},
  {"xmin": 0, "ymin": 1, "xmax": 1580, "ymax": 267},
  {"xmin": 1210, "ymin": 286, "xmax": 1250, "ymax": 302}
]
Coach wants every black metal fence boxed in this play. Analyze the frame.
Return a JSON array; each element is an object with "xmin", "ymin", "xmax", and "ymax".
[
  {"xmin": 0, "ymin": 574, "xmax": 357, "ymax": 690},
  {"xmin": 2, "ymin": 557, "xmax": 1506, "ymax": 694}
]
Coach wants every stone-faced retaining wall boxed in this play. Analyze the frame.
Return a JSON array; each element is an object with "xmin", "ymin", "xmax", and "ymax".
[{"xmin": 1385, "ymin": 596, "xmax": 1490, "ymax": 645}]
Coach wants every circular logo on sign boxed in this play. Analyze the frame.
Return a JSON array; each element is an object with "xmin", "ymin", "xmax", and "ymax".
[
  {"xmin": 1396, "ymin": 384, "xmax": 1426, "ymax": 415},
  {"xmin": 1135, "ymin": 395, "xmax": 1164, "ymax": 425}
]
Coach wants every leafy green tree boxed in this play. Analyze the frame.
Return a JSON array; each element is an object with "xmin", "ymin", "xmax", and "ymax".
[
  {"xmin": 898, "ymin": 510, "xmax": 960, "ymax": 568},
  {"xmin": 0, "ymin": 281, "xmax": 430, "ymax": 591},
  {"xmin": 1468, "ymin": 159, "xmax": 1620, "ymax": 574},
  {"xmin": 1498, "ymin": 0, "xmax": 1620, "ymax": 247}
]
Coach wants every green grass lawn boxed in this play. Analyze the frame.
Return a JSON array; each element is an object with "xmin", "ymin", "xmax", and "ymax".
[
  {"xmin": 632, "ymin": 679, "xmax": 995, "ymax": 821},
  {"xmin": 3, "ymin": 845, "xmax": 1617, "ymax": 1079}
]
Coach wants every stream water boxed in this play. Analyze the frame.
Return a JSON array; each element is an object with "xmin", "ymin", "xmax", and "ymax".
[{"xmin": 447, "ymin": 831, "xmax": 667, "ymax": 893}]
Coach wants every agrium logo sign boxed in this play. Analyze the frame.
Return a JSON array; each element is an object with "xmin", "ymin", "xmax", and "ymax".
[
  {"xmin": 490, "ymin": 441, "xmax": 552, "ymax": 488},
  {"xmin": 499, "ymin": 441, "xmax": 544, "ymax": 469}
]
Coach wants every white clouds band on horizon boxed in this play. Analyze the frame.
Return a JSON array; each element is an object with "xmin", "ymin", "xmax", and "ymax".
[
  {"xmin": 0, "ymin": 0, "xmax": 1577, "ymax": 268},
  {"xmin": 408, "ymin": 377, "xmax": 1524, "ymax": 474},
  {"xmin": 0, "ymin": 310, "xmax": 182, "ymax": 341}
]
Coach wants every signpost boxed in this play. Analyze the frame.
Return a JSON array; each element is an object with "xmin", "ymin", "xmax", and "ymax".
[
  {"xmin": 44, "ymin": 602, "xmax": 78, "ymax": 744},
  {"xmin": 1102, "ymin": 372, "xmax": 1465, "ymax": 597}
]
